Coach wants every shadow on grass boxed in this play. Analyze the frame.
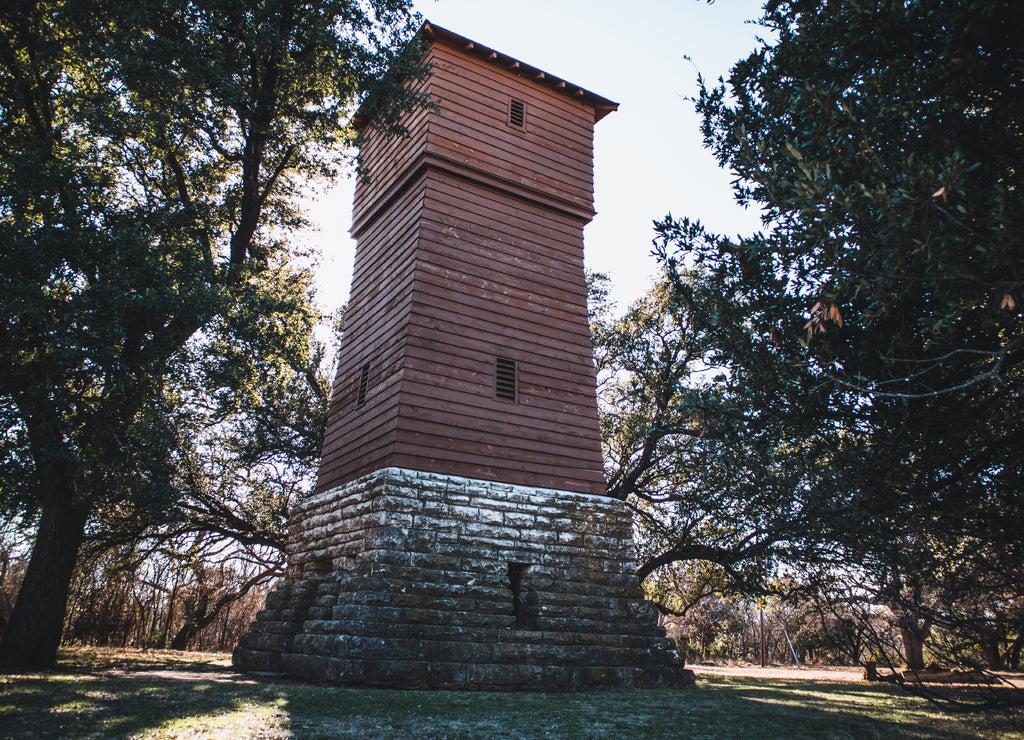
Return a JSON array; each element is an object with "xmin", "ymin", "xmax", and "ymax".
[
  {"xmin": 0, "ymin": 649, "xmax": 286, "ymax": 739},
  {"xmin": 1, "ymin": 651, "xmax": 1021, "ymax": 739},
  {"xmin": 684, "ymin": 676, "xmax": 966, "ymax": 740}
]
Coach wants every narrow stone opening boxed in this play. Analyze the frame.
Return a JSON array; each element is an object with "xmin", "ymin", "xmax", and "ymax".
[{"xmin": 508, "ymin": 562, "xmax": 534, "ymax": 628}]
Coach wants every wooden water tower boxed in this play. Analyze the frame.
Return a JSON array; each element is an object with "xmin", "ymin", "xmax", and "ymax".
[
  {"xmin": 316, "ymin": 22, "xmax": 613, "ymax": 497},
  {"xmin": 235, "ymin": 22, "xmax": 693, "ymax": 690}
]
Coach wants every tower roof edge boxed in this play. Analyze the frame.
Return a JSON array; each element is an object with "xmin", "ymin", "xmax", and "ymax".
[{"xmin": 420, "ymin": 20, "xmax": 619, "ymax": 123}]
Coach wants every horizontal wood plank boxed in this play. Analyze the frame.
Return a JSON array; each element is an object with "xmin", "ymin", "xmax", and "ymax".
[{"xmin": 317, "ymin": 33, "xmax": 609, "ymax": 497}]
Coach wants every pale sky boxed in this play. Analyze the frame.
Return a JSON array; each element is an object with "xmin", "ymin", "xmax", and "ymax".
[{"xmin": 305, "ymin": 0, "xmax": 768, "ymax": 313}]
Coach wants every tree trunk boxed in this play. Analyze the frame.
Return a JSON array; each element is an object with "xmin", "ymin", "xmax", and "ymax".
[
  {"xmin": 1005, "ymin": 631, "xmax": 1023, "ymax": 671},
  {"xmin": 980, "ymin": 639, "xmax": 1003, "ymax": 670},
  {"xmin": 849, "ymin": 632, "xmax": 863, "ymax": 666},
  {"xmin": 0, "ymin": 495, "xmax": 89, "ymax": 671},
  {"xmin": 170, "ymin": 609, "xmax": 204, "ymax": 650},
  {"xmin": 170, "ymin": 567, "xmax": 277, "ymax": 651},
  {"xmin": 163, "ymin": 581, "xmax": 179, "ymax": 649},
  {"xmin": 900, "ymin": 626, "xmax": 927, "ymax": 670},
  {"xmin": 759, "ymin": 609, "xmax": 767, "ymax": 668}
]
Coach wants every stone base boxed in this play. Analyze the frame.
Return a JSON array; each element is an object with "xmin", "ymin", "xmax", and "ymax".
[{"xmin": 233, "ymin": 468, "xmax": 694, "ymax": 690}]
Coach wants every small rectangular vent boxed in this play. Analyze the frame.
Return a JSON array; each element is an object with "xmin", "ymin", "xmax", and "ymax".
[
  {"xmin": 509, "ymin": 98, "xmax": 525, "ymax": 128},
  {"xmin": 356, "ymin": 363, "xmax": 371, "ymax": 407},
  {"xmin": 496, "ymin": 357, "xmax": 517, "ymax": 401}
]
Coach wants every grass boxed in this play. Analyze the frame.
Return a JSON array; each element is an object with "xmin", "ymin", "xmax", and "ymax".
[{"xmin": 0, "ymin": 647, "xmax": 1021, "ymax": 739}]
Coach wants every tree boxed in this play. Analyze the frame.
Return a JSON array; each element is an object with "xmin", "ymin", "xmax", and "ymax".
[
  {"xmin": 593, "ymin": 271, "xmax": 842, "ymax": 612},
  {"xmin": 648, "ymin": 0, "xmax": 1024, "ymax": 684},
  {"xmin": 52, "ymin": 278, "xmax": 338, "ymax": 652},
  {"xmin": 0, "ymin": 0, "xmax": 419, "ymax": 670}
]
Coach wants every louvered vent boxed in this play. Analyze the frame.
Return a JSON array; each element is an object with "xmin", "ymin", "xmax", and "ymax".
[
  {"xmin": 509, "ymin": 98, "xmax": 525, "ymax": 128},
  {"xmin": 496, "ymin": 357, "xmax": 517, "ymax": 401},
  {"xmin": 356, "ymin": 363, "xmax": 371, "ymax": 407}
]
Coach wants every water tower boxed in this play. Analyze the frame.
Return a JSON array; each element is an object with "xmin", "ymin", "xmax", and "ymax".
[{"xmin": 235, "ymin": 22, "xmax": 692, "ymax": 689}]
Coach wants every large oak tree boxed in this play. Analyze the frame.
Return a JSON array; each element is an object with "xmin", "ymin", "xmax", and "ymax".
[
  {"xmin": 0, "ymin": 0, "xmax": 419, "ymax": 670},
  {"xmin": 607, "ymin": 0, "xmax": 1023, "ymax": 673}
]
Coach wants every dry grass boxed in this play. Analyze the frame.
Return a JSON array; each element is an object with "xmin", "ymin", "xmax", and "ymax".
[
  {"xmin": 0, "ymin": 647, "xmax": 1021, "ymax": 739},
  {"xmin": 690, "ymin": 663, "xmax": 865, "ymax": 682}
]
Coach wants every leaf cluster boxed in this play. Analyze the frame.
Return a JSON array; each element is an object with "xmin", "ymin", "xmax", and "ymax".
[
  {"xmin": 0, "ymin": 0, "xmax": 419, "ymax": 521},
  {"xmin": 609, "ymin": 1, "xmax": 1024, "ymax": 635}
]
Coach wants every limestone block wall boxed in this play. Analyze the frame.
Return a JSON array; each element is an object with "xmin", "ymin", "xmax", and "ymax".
[
  {"xmin": 289, "ymin": 467, "xmax": 635, "ymax": 582},
  {"xmin": 234, "ymin": 468, "xmax": 693, "ymax": 689}
]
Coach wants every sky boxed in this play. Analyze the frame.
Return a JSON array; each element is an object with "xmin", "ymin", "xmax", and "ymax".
[{"xmin": 305, "ymin": 0, "xmax": 769, "ymax": 314}]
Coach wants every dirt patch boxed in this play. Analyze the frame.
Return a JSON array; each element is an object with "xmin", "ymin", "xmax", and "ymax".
[
  {"xmin": 100, "ymin": 666, "xmax": 262, "ymax": 684},
  {"xmin": 689, "ymin": 663, "xmax": 865, "ymax": 682},
  {"xmin": 91, "ymin": 649, "xmax": 865, "ymax": 687},
  {"xmin": 59, "ymin": 646, "xmax": 268, "ymax": 685}
]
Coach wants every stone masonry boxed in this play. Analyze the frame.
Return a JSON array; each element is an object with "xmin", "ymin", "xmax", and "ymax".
[{"xmin": 233, "ymin": 467, "xmax": 693, "ymax": 689}]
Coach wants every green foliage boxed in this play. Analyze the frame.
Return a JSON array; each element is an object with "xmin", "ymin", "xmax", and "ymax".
[
  {"xmin": 0, "ymin": 0, "xmax": 419, "ymax": 667},
  {"xmin": 0, "ymin": 0, "xmax": 416, "ymax": 512},
  {"xmin": 679, "ymin": 0, "xmax": 1023, "ymax": 396},
  {"xmin": 593, "ymin": 271, "xmax": 841, "ymax": 609},
  {"xmin": 605, "ymin": 0, "xmax": 1024, "ymax": 674}
]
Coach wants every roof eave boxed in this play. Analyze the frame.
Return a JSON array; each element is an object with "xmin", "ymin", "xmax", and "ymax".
[{"xmin": 421, "ymin": 21, "xmax": 619, "ymax": 123}]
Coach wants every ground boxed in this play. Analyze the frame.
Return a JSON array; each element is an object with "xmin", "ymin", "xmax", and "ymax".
[
  {"xmin": 690, "ymin": 663, "xmax": 865, "ymax": 682},
  {"xmin": 0, "ymin": 647, "xmax": 1021, "ymax": 739}
]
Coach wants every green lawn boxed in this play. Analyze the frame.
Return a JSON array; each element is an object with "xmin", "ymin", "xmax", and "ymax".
[{"xmin": 0, "ymin": 648, "xmax": 1020, "ymax": 739}]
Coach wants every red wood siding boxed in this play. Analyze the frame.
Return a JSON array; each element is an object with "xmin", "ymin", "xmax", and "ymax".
[
  {"xmin": 316, "ymin": 31, "xmax": 612, "ymax": 496},
  {"xmin": 424, "ymin": 43, "xmax": 596, "ymax": 214},
  {"xmin": 352, "ymin": 71, "xmax": 430, "ymax": 226},
  {"xmin": 316, "ymin": 173, "xmax": 425, "ymax": 489}
]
